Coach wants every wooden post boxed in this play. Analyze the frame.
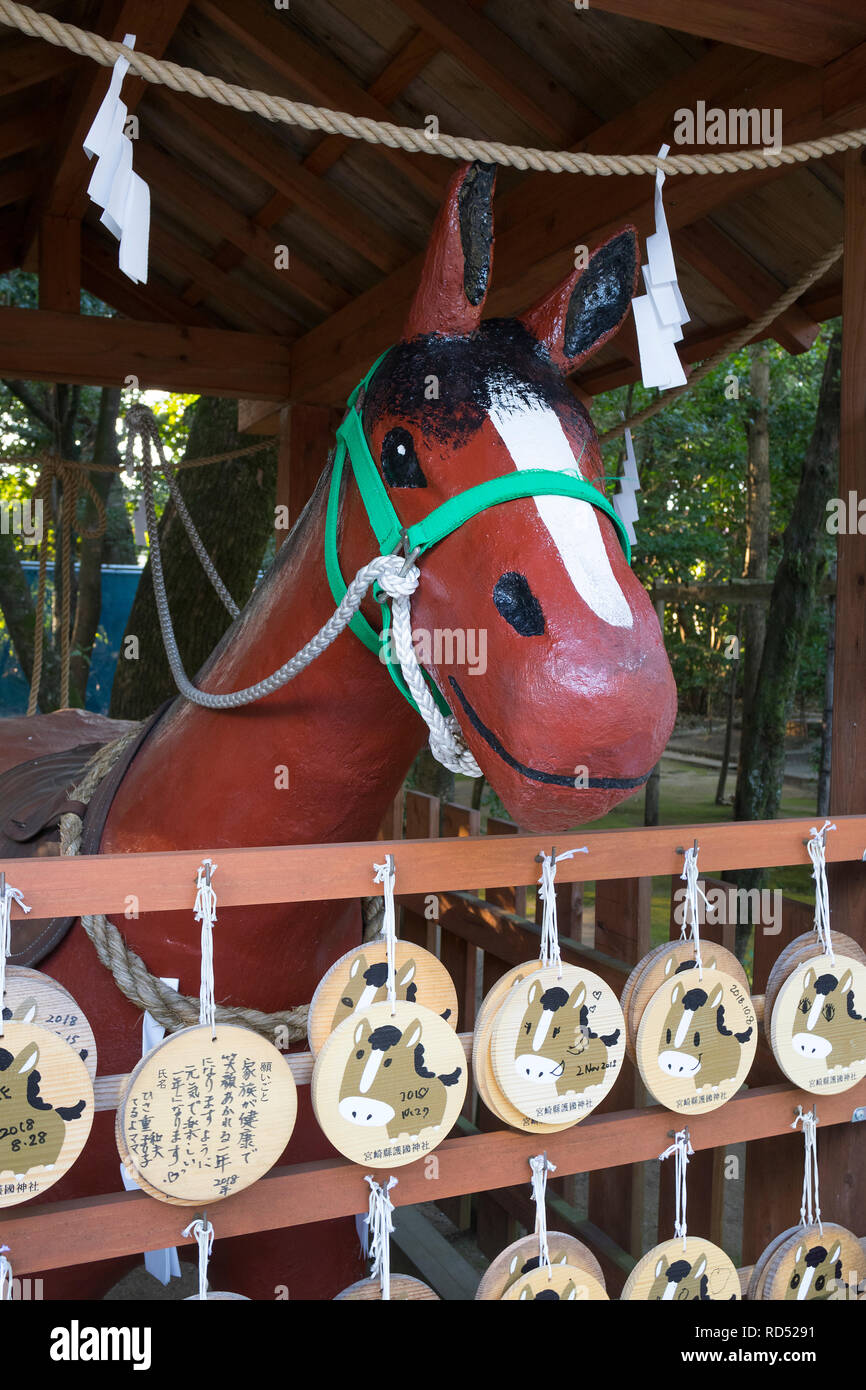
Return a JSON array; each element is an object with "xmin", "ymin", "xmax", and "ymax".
[
  {"xmin": 823, "ymin": 149, "xmax": 866, "ymax": 1237},
  {"xmin": 38, "ymin": 214, "xmax": 80, "ymax": 313},
  {"xmin": 644, "ymin": 597, "xmax": 665, "ymax": 825},
  {"xmin": 274, "ymin": 404, "xmax": 343, "ymax": 550}
]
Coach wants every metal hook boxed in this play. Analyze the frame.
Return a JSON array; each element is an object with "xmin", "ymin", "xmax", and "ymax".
[{"xmin": 535, "ymin": 846, "xmax": 557, "ymax": 864}]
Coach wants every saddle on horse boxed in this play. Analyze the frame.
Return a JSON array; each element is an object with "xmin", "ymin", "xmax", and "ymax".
[{"xmin": 0, "ymin": 713, "xmax": 162, "ymax": 965}]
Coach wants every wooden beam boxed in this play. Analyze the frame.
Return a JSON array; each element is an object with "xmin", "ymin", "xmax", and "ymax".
[
  {"xmin": 0, "ymin": 35, "xmax": 77, "ymax": 95},
  {"xmin": 675, "ymin": 219, "xmax": 820, "ymax": 355},
  {"xmin": 237, "ymin": 399, "xmax": 284, "ymax": 435},
  {"xmin": 823, "ymin": 40, "xmax": 866, "ymax": 126},
  {"xmin": 148, "ymin": 223, "xmax": 297, "ymax": 337},
  {"xmin": 196, "ymin": 0, "xmax": 445, "ymax": 203},
  {"xmin": 1, "ymin": 816, "xmax": 865, "ymax": 919},
  {"xmin": 0, "ymin": 305, "xmax": 292, "ymax": 397},
  {"xmin": 155, "ymin": 90, "xmax": 411, "ymax": 276},
  {"xmin": 390, "ymin": 0, "xmax": 594, "ymax": 143},
  {"xmin": 0, "ymin": 104, "xmax": 65, "ymax": 161},
  {"xmin": 42, "ymin": 0, "xmax": 190, "ymax": 220},
  {"xmin": 80, "ymin": 225, "xmax": 225, "ymax": 328},
  {"xmin": 653, "ymin": 578, "xmax": 836, "ymax": 605},
  {"xmin": 134, "ymin": 143, "xmax": 349, "ymax": 316},
  {"xmin": 0, "ymin": 166, "xmax": 39, "ymax": 211},
  {"xmin": 585, "ymin": 1, "xmax": 866, "ymax": 65},
  {"xmin": 37, "ymin": 213, "xmax": 80, "ymax": 313},
  {"xmin": 3, "ymin": 1077, "xmax": 863, "ymax": 1274}
]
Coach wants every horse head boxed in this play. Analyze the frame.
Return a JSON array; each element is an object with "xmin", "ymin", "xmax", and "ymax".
[{"xmin": 338, "ymin": 161, "xmax": 676, "ymax": 830}]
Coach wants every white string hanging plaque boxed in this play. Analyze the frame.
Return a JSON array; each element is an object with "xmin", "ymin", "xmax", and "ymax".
[
  {"xmin": 792, "ymin": 1105, "xmax": 822, "ymax": 1233},
  {"xmin": 500, "ymin": 1152, "xmax": 608, "ymax": 1300},
  {"xmin": 194, "ymin": 859, "xmax": 218, "ymax": 1038},
  {"xmin": 0, "ymin": 876, "xmax": 30, "ymax": 1038},
  {"xmin": 659, "ymin": 1127, "xmax": 694, "ymax": 1250},
  {"xmin": 529, "ymin": 1152, "xmax": 556, "ymax": 1277},
  {"xmin": 538, "ymin": 847, "xmax": 587, "ymax": 978},
  {"xmin": 807, "ymin": 821, "xmax": 836, "ymax": 966},
  {"xmin": 365, "ymin": 1174, "xmax": 398, "ymax": 1300},
  {"xmin": 372, "ymin": 854, "xmax": 397, "ymax": 1014},
  {"xmin": 0, "ymin": 1247, "xmax": 13, "ymax": 1301}
]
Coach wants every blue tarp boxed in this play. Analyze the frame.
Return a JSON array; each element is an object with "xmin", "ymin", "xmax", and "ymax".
[{"xmin": 0, "ymin": 563, "xmax": 143, "ymax": 714}]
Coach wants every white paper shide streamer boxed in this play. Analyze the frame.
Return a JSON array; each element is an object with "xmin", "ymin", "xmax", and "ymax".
[
  {"xmin": 373, "ymin": 854, "xmax": 397, "ymax": 1014},
  {"xmin": 0, "ymin": 879, "xmax": 30, "ymax": 1038},
  {"xmin": 364, "ymin": 1174, "xmax": 398, "ymax": 1300},
  {"xmin": 0, "ymin": 1246, "xmax": 13, "ymax": 1301},
  {"xmin": 194, "ymin": 859, "xmax": 218, "ymax": 1038},
  {"xmin": 538, "ymin": 847, "xmax": 587, "ymax": 977},
  {"xmin": 679, "ymin": 844, "xmax": 708, "ymax": 978},
  {"xmin": 807, "ymin": 821, "xmax": 836, "ymax": 966},
  {"xmin": 82, "ymin": 32, "xmax": 150, "ymax": 283},
  {"xmin": 659, "ymin": 1128, "xmax": 694, "ymax": 1249},
  {"xmin": 529, "ymin": 1152, "xmax": 557, "ymax": 1278},
  {"xmin": 632, "ymin": 144, "xmax": 690, "ymax": 390},
  {"xmin": 182, "ymin": 1218, "xmax": 215, "ymax": 1301},
  {"xmin": 792, "ymin": 1106, "xmax": 822, "ymax": 1234},
  {"xmin": 612, "ymin": 426, "xmax": 641, "ymax": 547}
]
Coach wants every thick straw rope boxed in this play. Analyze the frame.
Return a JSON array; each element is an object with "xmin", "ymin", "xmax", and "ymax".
[
  {"xmin": 0, "ymin": 0, "xmax": 864, "ymax": 177},
  {"xmin": 58, "ymin": 734, "xmax": 309, "ymax": 1041}
]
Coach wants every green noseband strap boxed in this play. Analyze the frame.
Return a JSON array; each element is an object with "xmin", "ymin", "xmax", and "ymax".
[{"xmin": 324, "ymin": 349, "xmax": 632, "ymax": 715}]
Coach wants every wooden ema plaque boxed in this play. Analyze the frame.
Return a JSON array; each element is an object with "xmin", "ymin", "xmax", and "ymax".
[
  {"xmin": 625, "ymin": 942, "xmax": 748, "ymax": 1064},
  {"xmin": 0, "ymin": 1021, "xmax": 93, "ymax": 1207},
  {"xmin": 476, "ymin": 1233, "xmax": 606, "ymax": 1300},
  {"xmin": 186, "ymin": 1292, "xmax": 250, "ymax": 1300},
  {"xmin": 2, "ymin": 966, "xmax": 97, "ymax": 1082},
  {"xmin": 335, "ymin": 1276, "xmax": 439, "ymax": 1300},
  {"xmin": 117, "ymin": 1024, "xmax": 297, "ymax": 1205},
  {"xmin": 307, "ymin": 941, "xmax": 458, "ymax": 1054},
  {"xmin": 746, "ymin": 1226, "xmax": 802, "ymax": 1300},
  {"xmin": 764, "ymin": 931, "xmax": 866, "ymax": 1023},
  {"xmin": 311, "ymin": 1000, "xmax": 467, "ymax": 1167},
  {"xmin": 770, "ymin": 953, "xmax": 866, "ymax": 1094},
  {"xmin": 761, "ymin": 1223, "xmax": 862, "ymax": 1301},
  {"xmin": 502, "ymin": 1263, "xmax": 608, "ymax": 1301},
  {"xmin": 621, "ymin": 1238, "xmax": 740, "ymax": 1301},
  {"xmin": 635, "ymin": 968, "xmax": 756, "ymax": 1114},
  {"xmin": 472, "ymin": 962, "xmax": 573, "ymax": 1134},
  {"xmin": 489, "ymin": 965, "xmax": 624, "ymax": 1124}
]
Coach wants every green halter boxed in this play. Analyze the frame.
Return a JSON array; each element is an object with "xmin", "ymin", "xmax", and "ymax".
[{"xmin": 324, "ymin": 349, "xmax": 632, "ymax": 715}]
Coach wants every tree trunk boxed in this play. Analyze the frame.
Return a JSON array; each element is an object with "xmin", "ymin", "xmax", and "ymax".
[
  {"xmin": 0, "ymin": 528, "xmax": 61, "ymax": 708},
  {"xmin": 715, "ymin": 607, "xmax": 742, "ymax": 804},
  {"xmin": 68, "ymin": 387, "xmax": 124, "ymax": 706},
  {"xmin": 109, "ymin": 397, "xmax": 277, "ymax": 720},
  {"xmin": 731, "ymin": 327, "xmax": 841, "ymax": 952},
  {"xmin": 740, "ymin": 344, "xmax": 771, "ymax": 717}
]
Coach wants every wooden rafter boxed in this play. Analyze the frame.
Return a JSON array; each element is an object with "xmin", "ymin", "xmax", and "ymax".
[
  {"xmin": 134, "ymin": 142, "xmax": 349, "ymax": 316},
  {"xmin": 153, "ymin": 89, "xmax": 411, "ymax": 276},
  {"xmin": 0, "ymin": 35, "xmax": 77, "ymax": 95},
  {"xmin": 0, "ymin": 104, "xmax": 65, "ymax": 161},
  {"xmin": 196, "ymin": 0, "xmax": 446, "ymax": 204},
  {"xmin": 148, "ymin": 223, "xmax": 299, "ymax": 337},
  {"xmin": 0, "ymin": 165, "xmax": 39, "ymax": 210},
  {"xmin": 80, "ymin": 224, "xmax": 224, "ymax": 328},
  {"xmin": 585, "ymin": 0, "xmax": 866, "ymax": 66}
]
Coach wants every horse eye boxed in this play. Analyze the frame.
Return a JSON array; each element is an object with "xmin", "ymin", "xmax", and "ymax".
[
  {"xmin": 383, "ymin": 1058, "xmax": 392, "ymax": 1067},
  {"xmin": 815, "ymin": 1275, "xmax": 825, "ymax": 1291},
  {"xmin": 355, "ymin": 1050, "xmax": 364, "ymax": 1060},
  {"xmin": 791, "ymin": 1273, "xmax": 800, "ymax": 1287},
  {"xmin": 800, "ymin": 998, "xmax": 810, "ymax": 1013},
  {"xmin": 381, "ymin": 428, "xmax": 427, "ymax": 488},
  {"xmin": 666, "ymin": 1029, "xmax": 671, "ymax": 1045},
  {"xmin": 552, "ymin": 1027, "xmax": 560, "ymax": 1039},
  {"xmin": 341, "ymin": 997, "xmax": 354, "ymax": 1007},
  {"xmin": 524, "ymin": 1022, "xmax": 531, "ymax": 1034},
  {"xmin": 693, "ymin": 1032, "xmax": 700, "ymax": 1047},
  {"xmin": 824, "ymin": 1004, "xmax": 835, "ymax": 1021}
]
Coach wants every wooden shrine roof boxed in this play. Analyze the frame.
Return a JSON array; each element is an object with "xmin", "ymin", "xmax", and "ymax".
[{"xmin": 0, "ymin": 0, "xmax": 862, "ymax": 406}]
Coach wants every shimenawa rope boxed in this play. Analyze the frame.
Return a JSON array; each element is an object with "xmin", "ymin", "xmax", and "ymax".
[{"xmin": 0, "ymin": 0, "xmax": 864, "ymax": 177}]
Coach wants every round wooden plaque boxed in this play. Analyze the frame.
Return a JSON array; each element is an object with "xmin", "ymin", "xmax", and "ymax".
[
  {"xmin": 621, "ymin": 944, "xmax": 672, "ymax": 1064},
  {"xmin": 622, "ymin": 1238, "xmax": 741, "ymax": 1301},
  {"xmin": 501, "ymin": 1263, "xmax": 608, "ymax": 1301},
  {"xmin": 117, "ymin": 1024, "xmax": 297, "ymax": 1205},
  {"xmin": 627, "ymin": 943, "xmax": 748, "ymax": 1060},
  {"xmin": 2, "ymin": 966, "xmax": 97, "ymax": 1081},
  {"xmin": 472, "ymin": 963, "xmax": 573, "ymax": 1134},
  {"xmin": 489, "ymin": 965, "xmax": 625, "ymax": 1124},
  {"xmin": 764, "ymin": 931, "xmax": 866, "ymax": 1025},
  {"xmin": 307, "ymin": 941, "xmax": 458, "ymax": 1054},
  {"xmin": 635, "ymin": 968, "xmax": 756, "ymax": 1114},
  {"xmin": 761, "ymin": 1223, "xmax": 861, "ymax": 1301},
  {"xmin": 746, "ymin": 1226, "xmax": 802, "ymax": 1301},
  {"xmin": 334, "ymin": 1276, "xmax": 439, "ymax": 1300},
  {"xmin": 475, "ymin": 1232, "xmax": 605, "ymax": 1300},
  {"xmin": 185, "ymin": 1292, "xmax": 250, "ymax": 1300},
  {"xmin": 0, "ymin": 1021, "xmax": 93, "ymax": 1206},
  {"xmin": 770, "ymin": 952, "xmax": 866, "ymax": 1094},
  {"xmin": 311, "ymin": 1000, "xmax": 467, "ymax": 1167}
]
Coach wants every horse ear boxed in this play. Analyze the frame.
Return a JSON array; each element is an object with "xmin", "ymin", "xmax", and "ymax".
[
  {"xmin": 349, "ymin": 956, "xmax": 365, "ymax": 979},
  {"xmin": 839, "ymin": 969, "xmax": 853, "ymax": 994},
  {"xmin": 664, "ymin": 956, "xmax": 675, "ymax": 978},
  {"xmin": 569, "ymin": 981, "xmax": 587, "ymax": 1010},
  {"xmin": 803, "ymin": 967, "xmax": 816, "ymax": 989},
  {"xmin": 518, "ymin": 1285, "xmax": 531, "ymax": 1300},
  {"xmin": 403, "ymin": 1019, "xmax": 424, "ymax": 1049},
  {"xmin": 397, "ymin": 960, "xmax": 417, "ymax": 987},
  {"xmin": 527, "ymin": 979, "xmax": 542, "ymax": 1005},
  {"xmin": 14, "ymin": 1045, "xmax": 39, "ymax": 1074},
  {"xmin": 404, "ymin": 161, "xmax": 496, "ymax": 339},
  {"xmin": 655, "ymin": 1255, "xmax": 667, "ymax": 1277},
  {"xmin": 829, "ymin": 1241, "xmax": 841, "ymax": 1263},
  {"xmin": 708, "ymin": 983, "xmax": 724, "ymax": 1009},
  {"xmin": 16, "ymin": 998, "xmax": 38, "ymax": 1024},
  {"xmin": 671, "ymin": 981, "xmax": 684, "ymax": 1005},
  {"xmin": 353, "ymin": 1020, "xmax": 366, "ymax": 1047},
  {"xmin": 693, "ymin": 1255, "xmax": 707, "ymax": 1279},
  {"xmin": 521, "ymin": 226, "xmax": 639, "ymax": 372}
]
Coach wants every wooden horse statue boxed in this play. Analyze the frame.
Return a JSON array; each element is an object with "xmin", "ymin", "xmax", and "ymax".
[{"xmin": 0, "ymin": 162, "xmax": 676, "ymax": 1299}]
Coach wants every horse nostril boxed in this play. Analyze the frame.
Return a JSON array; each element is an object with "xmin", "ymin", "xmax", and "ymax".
[{"xmin": 493, "ymin": 572, "xmax": 545, "ymax": 636}]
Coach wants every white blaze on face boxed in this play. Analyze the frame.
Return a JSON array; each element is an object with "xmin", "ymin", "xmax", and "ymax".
[
  {"xmin": 806, "ymin": 994, "xmax": 823, "ymax": 1031},
  {"xmin": 359, "ymin": 1047, "xmax": 386, "ymax": 1095},
  {"xmin": 486, "ymin": 388, "xmax": 633, "ymax": 628},
  {"xmin": 532, "ymin": 1008, "xmax": 554, "ymax": 1053},
  {"xmin": 673, "ymin": 1009, "xmax": 694, "ymax": 1050}
]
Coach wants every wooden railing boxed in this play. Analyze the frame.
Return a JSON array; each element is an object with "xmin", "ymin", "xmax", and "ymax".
[{"xmin": 2, "ymin": 808, "xmax": 865, "ymax": 1291}]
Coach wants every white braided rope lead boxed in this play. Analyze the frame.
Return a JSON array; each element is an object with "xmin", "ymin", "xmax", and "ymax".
[
  {"xmin": 807, "ymin": 821, "xmax": 836, "ymax": 966},
  {"xmin": 0, "ymin": 881, "xmax": 30, "ymax": 1039},
  {"xmin": 1, "ymin": 0, "xmax": 864, "ymax": 175},
  {"xmin": 529, "ymin": 1152, "xmax": 557, "ymax": 1279},
  {"xmin": 792, "ymin": 1106, "xmax": 822, "ymax": 1235},
  {"xmin": 182, "ymin": 1218, "xmax": 214, "ymax": 1301},
  {"xmin": 659, "ymin": 1128, "xmax": 694, "ymax": 1251}
]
